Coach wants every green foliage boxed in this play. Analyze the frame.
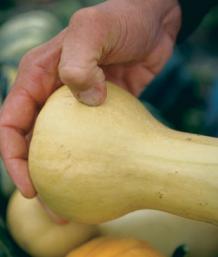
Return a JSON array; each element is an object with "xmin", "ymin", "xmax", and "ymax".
[{"xmin": 172, "ymin": 245, "xmax": 189, "ymax": 257}]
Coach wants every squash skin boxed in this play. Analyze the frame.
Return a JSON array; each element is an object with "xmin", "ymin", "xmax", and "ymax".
[
  {"xmin": 66, "ymin": 237, "xmax": 165, "ymax": 257},
  {"xmin": 29, "ymin": 82, "xmax": 218, "ymax": 225},
  {"xmin": 7, "ymin": 191, "xmax": 98, "ymax": 257}
]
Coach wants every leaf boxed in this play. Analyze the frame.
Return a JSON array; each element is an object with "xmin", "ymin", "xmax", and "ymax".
[{"xmin": 172, "ymin": 245, "xmax": 189, "ymax": 257}]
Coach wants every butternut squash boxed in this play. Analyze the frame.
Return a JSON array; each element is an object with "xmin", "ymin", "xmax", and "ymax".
[
  {"xmin": 7, "ymin": 191, "xmax": 98, "ymax": 257},
  {"xmin": 29, "ymin": 82, "xmax": 218, "ymax": 225}
]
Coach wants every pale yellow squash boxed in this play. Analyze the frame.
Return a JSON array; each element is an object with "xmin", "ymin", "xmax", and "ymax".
[
  {"xmin": 29, "ymin": 82, "xmax": 218, "ymax": 225},
  {"xmin": 7, "ymin": 191, "xmax": 98, "ymax": 257}
]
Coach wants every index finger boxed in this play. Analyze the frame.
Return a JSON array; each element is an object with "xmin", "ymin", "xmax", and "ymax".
[{"xmin": 0, "ymin": 30, "xmax": 66, "ymax": 198}]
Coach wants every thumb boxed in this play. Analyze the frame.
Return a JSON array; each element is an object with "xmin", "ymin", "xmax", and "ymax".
[{"xmin": 59, "ymin": 8, "xmax": 108, "ymax": 106}]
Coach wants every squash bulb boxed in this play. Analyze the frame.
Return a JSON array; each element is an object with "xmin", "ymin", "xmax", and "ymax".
[
  {"xmin": 7, "ymin": 191, "xmax": 98, "ymax": 257},
  {"xmin": 29, "ymin": 82, "xmax": 218, "ymax": 225}
]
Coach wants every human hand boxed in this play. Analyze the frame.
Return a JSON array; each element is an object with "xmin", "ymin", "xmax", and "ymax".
[{"xmin": 0, "ymin": 0, "xmax": 181, "ymax": 198}]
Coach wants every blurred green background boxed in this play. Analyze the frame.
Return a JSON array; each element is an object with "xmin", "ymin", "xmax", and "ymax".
[{"xmin": 0, "ymin": 1, "xmax": 218, "ymax": 256}]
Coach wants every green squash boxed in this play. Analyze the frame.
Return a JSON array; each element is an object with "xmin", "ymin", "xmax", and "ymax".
[{"xmin": 0, "ymin": 10, "xmax": 62, "ymax": 64}]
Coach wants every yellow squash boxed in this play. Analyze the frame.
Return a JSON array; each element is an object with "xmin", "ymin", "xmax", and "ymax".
[
  {"xmin": 66, "ymin": 237, "xmax": 165, "ymax": 257},
  {"xmin": 29, "ymin": 82, "xmax": 218, "ymax": 225},
  {"xmin": 7, "ymin": 191, "xmax": 98, "ymax": 257}
]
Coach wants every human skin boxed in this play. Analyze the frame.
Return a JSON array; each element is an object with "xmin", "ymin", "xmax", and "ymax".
[{"xmin": 0, "ymin": 0, "xmax": 181, "ymax": 198}]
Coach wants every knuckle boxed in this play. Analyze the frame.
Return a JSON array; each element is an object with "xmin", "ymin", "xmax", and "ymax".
[
  {"xmin": 59, "ymin": 66, "xmax": 90, "ymax": 90},
  {"xmin": 70, "ymin": 7, "xmax": 103, "ymax": 27},
  {"xmin": 19, "ymin": 49, "xmax": 35, "ymax": 68},
  {"xmin": 19, "ymin": 45, "xmax": 43, "ymax": 69}
]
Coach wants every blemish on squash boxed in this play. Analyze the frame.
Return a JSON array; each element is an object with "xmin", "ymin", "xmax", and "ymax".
[
  {"xmin": 199, "ymin": 202, "xmax": 208, "ymax": 207},
  {"xmin": 158, "ymin": 192, "xmax": 164, "ymax": 199}
]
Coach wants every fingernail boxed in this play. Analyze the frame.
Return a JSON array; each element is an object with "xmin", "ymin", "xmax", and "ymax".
[{"xmin": 77, "ymin": 85, "xmax": 106, "ymax": 106}]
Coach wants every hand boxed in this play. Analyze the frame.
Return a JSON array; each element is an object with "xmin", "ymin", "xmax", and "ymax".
[{"xmin": 0, "ymin": 0, "xmax": 181, "ymax": 198}]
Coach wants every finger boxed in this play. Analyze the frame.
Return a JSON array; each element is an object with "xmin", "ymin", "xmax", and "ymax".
[
  {"xmin": 0, "ymin": 30, "xmax": 66, "ymax": 198},
  {"xmin": 103, "ymin": 63, "xmax": 155, "ymax": 96},
  {"xmin": 59, "ymin": 7, "xmax": 111, "ymax": 106},
  {"xmin": 143, "ymin": 31, "xmax": 174, "ymax": 75}
]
